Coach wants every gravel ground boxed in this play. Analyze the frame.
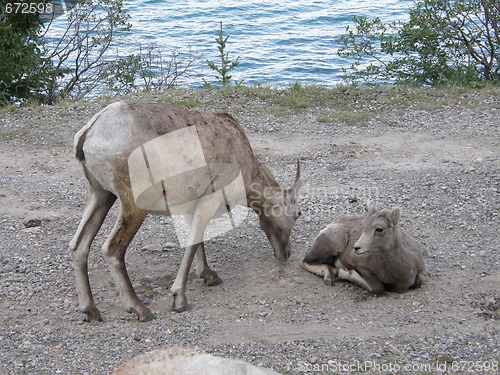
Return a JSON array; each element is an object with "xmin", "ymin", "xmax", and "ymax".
[{"xmin": 0, "ymin": 87, "xmax": 498, "ymax": 374}]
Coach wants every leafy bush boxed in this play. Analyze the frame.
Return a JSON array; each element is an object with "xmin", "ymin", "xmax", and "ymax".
[
  {"xmin": 0, "ymin": 1, "xmax": 60, "ymax": 105},
  {"xmin": 101, "ymin": 44, "xmax": 202, "ymax": 96},
  {"xmin": 0, "ymin": 0, "xmax": 131, "ymax": 104},
  {"xmin": 45, "ymin": 0, "xmax": 132, "ymax": 100},
  {"xmin": 1, "ymin": 0, "xmax": 202, "ymax": 105},
  {"xmin": 338, "ymin": 0, "xmax": 499, "ymax": 86}
]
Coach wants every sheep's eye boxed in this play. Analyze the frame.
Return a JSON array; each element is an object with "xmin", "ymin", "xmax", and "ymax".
[{"xmin": 374, "ymin": 227, "xmax": 384, "ymax": 234}]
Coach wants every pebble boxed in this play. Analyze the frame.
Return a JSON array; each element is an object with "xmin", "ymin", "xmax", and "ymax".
[
  {"xmin": 23, "ymin": 219, "xmax": 41, "ymax": 228},
  {"xmin": 141, "ymin": 244, "xmax": 163, "ymax": 251}
]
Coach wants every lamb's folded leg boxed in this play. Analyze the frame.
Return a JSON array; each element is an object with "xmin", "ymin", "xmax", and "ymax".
[
  {"xmin": 300, "ymin": 260, "xmax": 337, "ymax": 286},
  {"xmin": 336, "ymin": 268, "xmax": 383, "ymax": 293}
]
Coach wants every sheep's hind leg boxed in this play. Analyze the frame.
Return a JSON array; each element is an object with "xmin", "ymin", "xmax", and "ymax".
[
  {"xmin": 182, "ymin": 213, "xmax": 222, "ymax": 287},
  {"xmin": 195, "ymin": 243, "xmax": 223, "ymax": 286},
  {"xmin": 102, "ymin": 204, "xmax": 154, "ymax": 322},
  {"xmin": 300, "ymin": 260, "xmax": 338, "ymax": 286},
  {"xmin": 69, "ymin": 172, "xmax": 116, "ymax": 323}
]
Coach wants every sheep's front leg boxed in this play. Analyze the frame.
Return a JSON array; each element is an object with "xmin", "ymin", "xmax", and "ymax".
[
  {"xmin": 170, "ymin": 195, "xmax": 221, "ymax": 312},
  {"xmin": 170, "ymin": 243, "xmax": 200, "ymax": 312},
  {"xmin": 336, "ymin": 268, "xmax": 375, "ymax": 292},
  {"xmin": 300, "ymin": 260, "xmax": 337, "ymax": 286},
  {"xmin": 344, "ymin": 268, "xmax": 384, "ymax": 293}
]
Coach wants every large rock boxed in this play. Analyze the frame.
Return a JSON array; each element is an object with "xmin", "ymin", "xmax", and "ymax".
[{"xmin": 113, "ymin": 347, "xmax": 282, "ymax": 375}]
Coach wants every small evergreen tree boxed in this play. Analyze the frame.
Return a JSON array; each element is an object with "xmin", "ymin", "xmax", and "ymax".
[{"xmin": 206, "ymin": 21, "xmax": 241, "ymax": 87}]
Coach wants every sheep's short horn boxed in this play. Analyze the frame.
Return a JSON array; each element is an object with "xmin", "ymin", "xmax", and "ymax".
[{"xmin": 295, "ymin": 158, "xmax": 301, "ymax": 183}]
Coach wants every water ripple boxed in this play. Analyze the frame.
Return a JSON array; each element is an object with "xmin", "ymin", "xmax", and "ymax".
[{"xmin": 46, "ymin": 0, "xmax": 412, "ymax": 89}]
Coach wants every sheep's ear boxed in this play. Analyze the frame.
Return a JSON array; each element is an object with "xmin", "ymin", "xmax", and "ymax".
[
  {"xmin": 368, "ymin": 204, "xmax": 378, "ymax": 215},
  {"xmin": 390, "ymin": 208, "xmax": 401, "ymax": 226}
]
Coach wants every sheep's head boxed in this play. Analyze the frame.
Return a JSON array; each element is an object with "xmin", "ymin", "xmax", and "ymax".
[{"xmin": 353, "ymin": 205, "xmax": 400, "ymax": 255}]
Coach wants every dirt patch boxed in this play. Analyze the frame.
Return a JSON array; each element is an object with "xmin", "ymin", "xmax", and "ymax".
[{"xmin": 0, "ymin": 89, "xmax": 498, "ymax": 374}]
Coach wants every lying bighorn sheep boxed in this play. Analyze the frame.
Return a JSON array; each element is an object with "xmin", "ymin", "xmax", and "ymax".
[{"xmin": 301, "ymin": 205, "xmax": 424, "ymax": 293}]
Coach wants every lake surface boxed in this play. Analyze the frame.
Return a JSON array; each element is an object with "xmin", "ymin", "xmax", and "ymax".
[{"xmin": 48, "ymin": 0, "xmax": 414, "ymax": 89}]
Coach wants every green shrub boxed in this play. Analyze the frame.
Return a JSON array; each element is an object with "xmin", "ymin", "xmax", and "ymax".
[{"xmin": 338, "ymin": 0, "xmax": 499, "ymax": 86}]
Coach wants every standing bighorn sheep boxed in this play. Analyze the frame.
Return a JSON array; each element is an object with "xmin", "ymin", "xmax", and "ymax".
[
  {"xmin": 301, "ymin": 205, "xmax": 424, "ymax": 293},
  {"xmin": 70, "ymin": 101, "xmax": 303, "ymax": 322}
]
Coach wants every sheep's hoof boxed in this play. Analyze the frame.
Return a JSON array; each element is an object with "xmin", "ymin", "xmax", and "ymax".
[
  {"xmin": 171, "ymin": 292, "xmax": 191, "ymax": 313},
  {"xmin": 83, "ymin": 316, "xmax": 103, "ymax": 323},
  {"xmin": 129, "ymin": 306, "xmax": 155, "ymax": 322},
  {"xmin": 139, "ymin": 312, "xmax": 157, "ymax": 322},
  {"xmin": 82, "ymin": 307, "xmax": 103, "ymax": 323},
  {"xmin": 410, "ymin": 274, "xmax": 423, "ymax": 289},
  {"xmin": 173, "ymin": 303, "xmax": 191, "ymax": 313},
  {"xmin": 201, "ymin": 269, "xmax": 223, "ymax": 287},
  {"xmin": 324, "ymin": 278, "xmax": 335, "ymax": 287},
  {"xmin": 206, "ymin": 276, "xmax": 223, "ymax": 287}
]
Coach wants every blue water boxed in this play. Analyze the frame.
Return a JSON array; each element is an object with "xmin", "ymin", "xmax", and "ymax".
[{"xmin": 47, "ymin": 0, "xmax": 413, "ymax": 90}]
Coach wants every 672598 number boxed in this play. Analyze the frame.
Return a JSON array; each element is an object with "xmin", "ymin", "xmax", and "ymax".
[
  {"xmin": 451, "ymin": 360, "xmax": 498, "ymax": 372},
  {"xmin": 5, "ymin": 2, "xmax": 54, "ymax": 14}
]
